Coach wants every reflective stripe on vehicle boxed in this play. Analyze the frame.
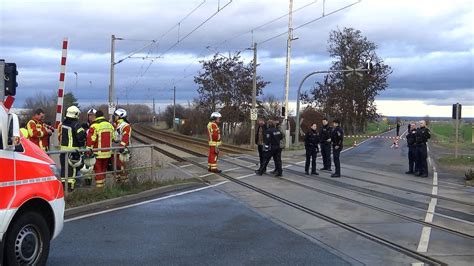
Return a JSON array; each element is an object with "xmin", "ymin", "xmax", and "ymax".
[{"xmin": 0, "ymin": 176, "xmax": 57, "ymax": 188}]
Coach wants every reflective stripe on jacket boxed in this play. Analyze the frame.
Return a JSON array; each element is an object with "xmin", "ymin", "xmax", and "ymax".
[
  {"xmin": 86, "ymin": 116, "xmax": 115, "ymax": 158},
  {"xmin": 207, "ymin": 121, "xmax": 221, "ymax": 147},
  {"xmin": 27, "ymin": 119, "xmax": 48, "ymax": 150},
  {"xmin": 115, "ymin": 119, "xmax": 132, "ymax": 147}
]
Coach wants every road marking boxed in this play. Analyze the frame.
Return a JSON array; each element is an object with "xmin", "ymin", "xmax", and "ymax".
[
  {"xmin": 179, "ymin": 164, "xmax": 193, "ymax": 168},
  {"xmin": 65, "ymin": 171, "xmax": 257, "ymax": 223},
  {"xmin": 415, "ymin": 145, "xmax": 438, "ymax": 254}
]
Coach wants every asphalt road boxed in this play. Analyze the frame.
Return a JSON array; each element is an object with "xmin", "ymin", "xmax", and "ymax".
[{"xmin": 49, "ymin": 189, "xmax": 353, "ymax": 265}]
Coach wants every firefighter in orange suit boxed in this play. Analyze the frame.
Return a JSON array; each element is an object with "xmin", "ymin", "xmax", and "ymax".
[
  {"xmin": 207, "ymin": 112, "xmax": 222, "ymax": 173},
  {"xmin": 26, "ymin": 108, "xmax": 51, "ymax": 150},
  {"xmin": 86, "ymin": 110, "xmax": 115, "ymax": 188},
  {"xmin": 113, "ymin": 108, "xmax": 132, "ymax": 184}
]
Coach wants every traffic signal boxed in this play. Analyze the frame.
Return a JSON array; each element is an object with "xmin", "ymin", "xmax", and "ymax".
[
  {"xmin": 281, "ymin": 106, "xmax": 286, "ymax": 117},
  {"xmin": 4, "ymin": 63, "xmax": 18, "ymax": 96},
  {"xmin": 452, "ymin": 103, "xmax": 462, "ymax": 120}
]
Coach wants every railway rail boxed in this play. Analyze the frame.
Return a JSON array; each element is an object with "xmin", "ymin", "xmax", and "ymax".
[{"xmin": 132, "ymin": 125, "xmax": 456, "ymax": 265}]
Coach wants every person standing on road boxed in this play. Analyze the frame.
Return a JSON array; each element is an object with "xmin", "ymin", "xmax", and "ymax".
[
  {"xmin": 415, "ymin": 120, "xmax": 431, "ymax": 177},
  {"xmin": 331, "ymin": 119, "xmax": 344, "ymax": 178},
  {"xmin": 319, "ymin": 118, "xmax": 332, "ymax": 171},
  {"xmin": 86, "ymin": 110, "xmax": 115, "ymax": 188},
  {"xmin": 255, "ymin": 119, "xmax": 283, "ymax": 177},
  {"xmin": 405, "ymin": 122, "xmax": 417, "ymax": 174},
  {"xmin": 396, "ymin": 120, "xmax": 401, "ymax": 136},
  {"xmin": 304, "ymin": 123, "xmax": 320, "ymax": 175},
  {"xmin": 207, "ymin": 112, "xmax": 222, "ymax": 173},
  {"xmin": 255, "ymin": 118, "xmax": 267, "ymax": 169}
]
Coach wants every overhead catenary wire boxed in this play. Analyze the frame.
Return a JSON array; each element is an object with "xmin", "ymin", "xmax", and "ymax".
[
  {"xmin": 259, "ymin": 0, "xmax": 361, "ymax": 45},
  {"xmin": 126, "ymin": 0, "xmax": 233, "ymax": 92}
]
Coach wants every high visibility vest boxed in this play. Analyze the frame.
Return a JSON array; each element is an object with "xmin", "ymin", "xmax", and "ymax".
[
  {"xmin": 207, "ymin": 121, "xmax": 221, "ymax": 147},
  {"xmin": 26, "ymin": 118, "xmax": 48, "ymax": 150},
  {"xmin": 20, "ymin": 128, "xmax": 29, "ymax": 138},
  {"xmin": 86, "ymin": 116, "xmax": 115, "ymax": 158},
  {"xmin": 60, "ymin": 119, "xmax": 86, "ymax": 151},
  {"xmin": 114, "ymin": 119, "xmax": 132, "ymax": 147}
]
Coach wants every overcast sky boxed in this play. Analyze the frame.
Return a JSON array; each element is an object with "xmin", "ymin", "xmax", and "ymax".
[{"xmin": 1, "ymin": 0, "xmax": 473, "ymax": 117}]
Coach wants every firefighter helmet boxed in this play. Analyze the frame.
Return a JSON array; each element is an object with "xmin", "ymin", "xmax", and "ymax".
[
  {"xmin": 87, "ymin": 108, "xmax": 97, "ymax": 115},
  {"xmin": 210, "ymin": 112, "xmax": 222, "ymax": 120},
  {"xmin": 114, "ymin": 108, "xmax": 127, "ymax": 118},
  {"xmin": 66, "ymin": 106, "xmax": 80, "ymax": 119}
]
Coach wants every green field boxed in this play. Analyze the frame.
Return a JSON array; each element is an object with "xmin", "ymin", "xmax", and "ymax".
[{"xmin": 430, "ymin": 122, "xmax": 473, "ymax": 145}]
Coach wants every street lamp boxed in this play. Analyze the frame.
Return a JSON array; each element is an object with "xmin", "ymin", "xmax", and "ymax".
[
  {"xmin": 73, "ymin": 72, "xmax": 78, "ymax": 94},
  {"xmin": 294, "ymin": 64, "xmax": 373, "ymax": 146}
]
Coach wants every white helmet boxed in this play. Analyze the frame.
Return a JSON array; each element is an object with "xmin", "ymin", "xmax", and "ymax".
[
  {"xmin": 114, "ymin": 108, "xmax": 127, "ymax": 118},
  {"xmin": 87, "ymin": 108, "xmax": 97, "ymax": 115},
  {"xmin": 66, "ymin": 106, "xmax": 80, "ymax": 119},
  {"xmin": 210, "ymin": 112, "xmax": 222, "ymax": 120}
]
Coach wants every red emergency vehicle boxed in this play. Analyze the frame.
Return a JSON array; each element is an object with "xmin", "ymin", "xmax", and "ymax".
[{"xmin": 1, "ymin": 63, "xmax": 64, "ymax": 265}]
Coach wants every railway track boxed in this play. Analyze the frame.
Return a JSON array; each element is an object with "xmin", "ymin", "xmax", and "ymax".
[
  {"xmin": 132, "ymin": 126, "xmax": 450, "ymax": 265},
  {"xmin": 135, "ymin": 124, "xmax": 253, "ymax": 154}
]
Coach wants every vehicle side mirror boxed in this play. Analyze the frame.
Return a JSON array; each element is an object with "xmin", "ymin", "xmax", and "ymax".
[{"xmin": 7, "ymin": 113, "xmax": 20, "ymax": 149}]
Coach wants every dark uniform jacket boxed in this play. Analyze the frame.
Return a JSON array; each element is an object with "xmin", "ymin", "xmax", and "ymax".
[
  {"xmin": 331, "ymin": 126, "xmax": 344, "ymax": 147},
  {"xmin": 415, "ymin": 127, "xmax": 431, "ymax": 145},
  {"xmin": 406, "ymin": 129, "xmax": 417, "ymax": 147},
  {"xmin": 60, "ymin": 118, "xmax": 86, "ymax": 150},
  {"xmin": 264, "ymin": 126, "xmax": 283, "ymax": 150},
  {"xmin": 319, "ymin": 125, "xmax": 332, "ymax": 145},
  {"xmin": 304, "ymin": 129, "xmax": 320, "ymax": 152}
]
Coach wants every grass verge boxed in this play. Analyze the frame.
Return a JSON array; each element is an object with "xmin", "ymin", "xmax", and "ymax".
[
  {"xmin": 438, "ymin": 156, "xmax": 474, "ymax": 166},
  {"xmin": 65, "ymin": 178, "xmax": 201, "ymax": 209}
]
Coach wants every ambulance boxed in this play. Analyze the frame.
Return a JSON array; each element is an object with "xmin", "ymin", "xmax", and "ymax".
[{"xmin": 1, "ymin": 61, "xmax": 64, "ymax": 265}]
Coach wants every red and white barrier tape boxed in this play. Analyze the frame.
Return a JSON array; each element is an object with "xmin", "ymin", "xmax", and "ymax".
[{"xmin": 54, "ymin": 38, "xmax": 68, "ymax": 129}]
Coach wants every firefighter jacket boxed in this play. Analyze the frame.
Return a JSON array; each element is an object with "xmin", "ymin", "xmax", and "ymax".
[
  {"xmin": 26, "ymin": 118, "xmax": 48, "ymax": 150},
  {"xmin": 207, "ymin": 121, "xmax": 221, "ymax": 147},
  {"xmin": 60, "ymin": 118, "xmax": 86, "ymax": 151},
  {"xmin": 114, "ymin": 118, "xmax": 132, "ymax": 147},
  {"xmin": 86, "ymin": 116, "xmax": 115, "ymax": 158}
]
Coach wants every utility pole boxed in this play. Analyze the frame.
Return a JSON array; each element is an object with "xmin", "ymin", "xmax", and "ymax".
[
  {"xmin": 282, "ymin": 0, "xmax": 294, "ymax": 149},
  {"xmin": 73, "ymin": 72, "xmax": 78, "ymax": 94},
  {"xmin": 173, "ymin": 86, "xmax": 177, "ymax": 131},
  {"xmin": 109, "ymin": 35, "xmax": 123, "ymax": 116},
  {"xmin": 152, "ymin": 98, "xmax": 156, "ymax": 125},
  {"xmin": 250, "ymin": 42, "xmax": 258, "ymax": 149}
]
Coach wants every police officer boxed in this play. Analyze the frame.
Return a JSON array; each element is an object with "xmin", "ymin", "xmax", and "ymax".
[
  {"xmin": 405, "ymin": 122, "xmax": 417, "ymax": 174},
  {"xmin": 60, "ymin": 106, "xmax": 86, "ymax": 191},
  {"xmin": 255, "ymin": 118, "xmax": 267, "ymax": 168},
  {"xmin": 330, "ymin": 119, "xmax": 344, "ymax": 178},
  {"xmin": 319, "ymin": 117, "xmax": 332, "ymax": 171},
  {"xmin": 255, "ymin": 119, "xmax": 283, "ymax": 177},
  {"xmin": 304, "ymin": 123, "xmax": 320, "ymax": 175},
  {"xmin": 415, "ymin": 120, "xmax": 431, "ymax": 177}
]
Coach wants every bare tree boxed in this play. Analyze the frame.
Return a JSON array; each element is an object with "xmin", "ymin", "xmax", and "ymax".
[{"xmin": 302, "ymin": 27, "xmax": 392, "ymax": 134}]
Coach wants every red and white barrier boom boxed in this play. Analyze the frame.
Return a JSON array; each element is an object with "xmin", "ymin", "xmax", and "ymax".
[{"xmin": 55, "ymin": 38, "xmax": 68, "ymax": 129}]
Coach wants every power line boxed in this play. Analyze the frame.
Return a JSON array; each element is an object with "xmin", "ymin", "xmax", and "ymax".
[{"xmin": 259, "ymin": 0, "xmax": 361, "ymax": 45}]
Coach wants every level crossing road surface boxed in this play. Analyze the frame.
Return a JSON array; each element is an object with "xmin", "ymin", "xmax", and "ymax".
[
  {"xmin": 49, "ymin": 189, "xmax": 354, "ymax": 265},
  {"xmin": 48, "ymin": 128, "xmax": 474, "ymax": 265}
]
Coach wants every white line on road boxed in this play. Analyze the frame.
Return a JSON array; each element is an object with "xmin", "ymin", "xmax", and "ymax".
[
  {"xmin": 415, "ymin": 146, "xmax": 438, "ymax": 254},
  {"xmin": 65, "ymin": 171, "xmax": 257, "ymax": 223}
]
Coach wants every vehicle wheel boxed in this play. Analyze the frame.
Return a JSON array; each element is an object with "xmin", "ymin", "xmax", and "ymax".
[{"xmin": 4, "ymin": 211, "xmax": 50, "ymax": 266}]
